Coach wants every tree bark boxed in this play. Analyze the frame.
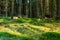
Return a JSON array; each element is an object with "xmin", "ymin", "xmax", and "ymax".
[
  {"xmin": 18, "ymin": 0, "xmax": 22, "ymax": 18},
  {"xmin": 5, "ymin": 0, "xmax": 8, "ymax": 18},
  {"xmin": 29, "ymin": 0, "xmax": 32, "ymax": 18},
  {"xmin": 11, "ymin": 0, "xmax": 14, "ymax": 19}
]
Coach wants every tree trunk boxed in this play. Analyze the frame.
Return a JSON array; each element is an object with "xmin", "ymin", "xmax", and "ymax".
[
  {"xmin": 36, "ymin": 0, "xmax": 40, "ymax": 18},
  {"xmin": 25, "ymin": 0, "xmax": 29, "ymax": 18},
  {"xmin": 18, "ymin": 0, "xmax": 22, "ymax": 18},
  {"xmin": 5, "ymin": 0, "xmax": 8, "ymax": 18},
  {"xmin": 11, "ymin": 0, "xmax": 14, "ymax": 19},
  {"xmin": 57, "ymin": 0, "xmax": 60, "ymax": 20},
  {"xmin": 45, "ymin": 0, "xmax": 49, "ymax": 16},
  {"xmin": 53, "ymin": 0, "xmax": 57, "ymax": 20},
  {"xmin": 29, "ymin": 0, "xmax": 32, "ymax": 18}
]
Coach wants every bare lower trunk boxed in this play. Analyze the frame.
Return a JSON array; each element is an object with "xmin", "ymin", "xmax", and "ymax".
[
  {"xmin": 11, "ymin": 0, "xmax": 14, "ymax": 19},
  {"xmin": 18, "ymin": 0, "xmax": 22, "ymax": 18},
  {"xmin": 29, "ymin": 0, "xmax": 32, "ymax": 18},
  {"xmin": 5, "ymin": 0, "xmax": 8, "ymax": 18}
]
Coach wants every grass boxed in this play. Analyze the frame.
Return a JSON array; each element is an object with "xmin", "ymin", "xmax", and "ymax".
[{"xmin": 0, "ymin": 18, "xmax": 60, "ymax": 40}]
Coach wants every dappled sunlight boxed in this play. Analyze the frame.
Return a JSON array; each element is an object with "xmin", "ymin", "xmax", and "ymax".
[
  {"xmin": 9, "ymin": 23, "xmax": 20, "ymax": 28},
  {"xmin": 53, "ymin": 28, "xmax": 60, "ymax": 33},
  {"xmin": 0, "ymin": 19, "xmax": 60, "ymax": 40},
  {"xmin": 0, "ymin": 26, "xmax": 28, "ymax": 37},
  {"xmin": 9, "ymin": 23, "xmax": 42, "ymax": 34},
  {"xmin": 29, "ymin": 24, "xmax": 51, "ymax": 32},
  {"xmin": 24, "ymin": 23, "xmax": 60, "ymax": 33},
  {"xmin": 0, "ymin": 19, "xmax": 4, "ymax": 22},
  {"xmin": 44, "ymin": 23, "xmax": 60, "ymax": 27},
  {"xmin": 0, "ymin": 23, "xmax": 60, "ymax": 35}
]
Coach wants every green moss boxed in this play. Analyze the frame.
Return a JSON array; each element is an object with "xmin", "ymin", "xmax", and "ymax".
[
  {"xmin": 39, "ymin": 32, "xmax": 60, "ymax": 40},
  {"xmin": 0, "ymin": 32, "xmax": 32, "ymax": 40}
]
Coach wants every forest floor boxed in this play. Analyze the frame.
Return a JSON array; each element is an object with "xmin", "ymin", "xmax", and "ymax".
[{"xmin": 0, "ymin": 18, "xmax": 60, "ymax": 40}]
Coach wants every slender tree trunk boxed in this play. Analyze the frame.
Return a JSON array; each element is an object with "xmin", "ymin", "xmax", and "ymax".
[
  {"xmin": 53, "ymin": 0, "xmax": 57, "ymax": 20},
  {"xmin": 49, "ymin": 0, "xmax": 53, "ymax": 18},
  {"xmin": 45, "ymin": 0, "xmax": 49, "ymax": 15},
  {"xmin": 57, "ymin": 0, "xmax": 60, "ymax": 20},
  {"xmin": 18, "ymin": 0, "xmax": 22, "ymax": 18},
  {"xmin": 25, "ymin": 0, "xmax": 29, "ymax": 18},
  {"xmin": 29, "ymin": 0, "xmax": 32, "ymax": 18},
  {"xmin": 36, "ymin": 0, "xmax": 40, "ymax": 18},
  {"xmin": 11, "ymin": 0, "xmax": 14, "ymax": 19},
  {"xmin": 42, "ymin": 0, "xmax": 45, "ymax": 20},
  {"xmin": 39, "ymin": 0, "xmax": 43, "ymax": 19},
  {"xmin": 40, "ymin": 0, "xmax": 45, "ymax": 20},
  {"xmin": 0, "ymin": 0, "xmax": 1, "ymax": 14},
  {"xmin": 5, "ymin": 0, "xmax": 8, "ymax": 18},
  {"xmin": 58, "ymin": 0, "xmax": 60, "ymax": 19},
  {"xmin": 38, "ymin": 0, "xmax": 41, "ymax": 19}
]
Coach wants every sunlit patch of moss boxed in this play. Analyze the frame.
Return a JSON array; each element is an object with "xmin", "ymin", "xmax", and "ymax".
[
  {"xmin": 0, "ymin": 19, "xmax": 4, "ymax": 22},
  {"xmin": 29, "ymin": 24, "xmax": 51, "ymax": 32}
]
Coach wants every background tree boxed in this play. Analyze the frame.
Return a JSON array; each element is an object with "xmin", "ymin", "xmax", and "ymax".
[
  {"xmin": 18, "ymin": 0, "xmax": 22, "ymax": 18},
  {"xmin": 52, "ymin": 0, "xmax": 57, "ymax": 20},
  {"xmin": 0, "ymin": 0, "xmax": 60, "ymax": 20},
  {"xmin": 29, "ymin": 0, "xmax": 32, "ymax": 18},
  {"xmin": 5, "ymin": 0, "xmax": 8, "ymax": 17},
  {"xmin": 57, "ymin": 0, "xmax": 60, "ymax": 20},
  {"xmin": 11, "ymin": 0, "xmax": 14, "ymax": 19}
]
